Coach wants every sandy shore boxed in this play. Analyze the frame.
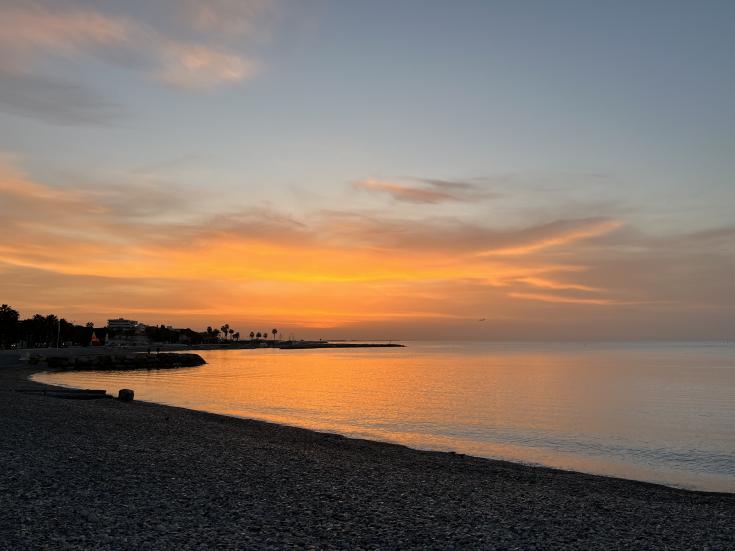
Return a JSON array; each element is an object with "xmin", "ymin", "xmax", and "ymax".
[{"xmin": 1, "ymin": 352, "xmax": 733, "ymax": 550}]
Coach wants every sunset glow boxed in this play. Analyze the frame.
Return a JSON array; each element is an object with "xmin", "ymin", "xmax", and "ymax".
[{"xmin": 1, "ymin": 1, "xmax": 733, "ymax": 340}]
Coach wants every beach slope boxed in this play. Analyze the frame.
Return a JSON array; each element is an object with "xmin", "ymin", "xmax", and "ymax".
[{"xmin": 0, "ymin": 354, "xmax": 733, "ymax": 550}]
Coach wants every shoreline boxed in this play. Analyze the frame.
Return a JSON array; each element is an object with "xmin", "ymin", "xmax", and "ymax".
[
  {"xmin": 28, "ymin": 346, "xmax": 732, "ymax": 495},
  {"xmin": 2, "ymin": 352, "xmax": 734, "ymax": 549},
  {"xmin": 30, "ymin": 361, "xmax": 734, "ymax": 496},
  {"xmin": 9, "ymin": 354, "xmax": 735, "ymax": 497}
]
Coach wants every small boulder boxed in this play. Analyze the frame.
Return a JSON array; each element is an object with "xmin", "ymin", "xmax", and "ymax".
[{"xmin": 118, "ymin": 388, "xmax": 135, "ymax": 402}]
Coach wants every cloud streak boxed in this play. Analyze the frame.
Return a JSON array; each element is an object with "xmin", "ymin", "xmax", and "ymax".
[
  {"xmin": 354, "ymin": 178, "xmax": 493, "ymax": 204},
  {"xmin": 0, "ymin": 1, "xmax": 271, "ymax": 123},
  {"xmin": 0, "ymin": 4, "xmax": 128, "ymax": 72},
  {"xmin": 176, "ymin": 0, "xmax": 273, "ymax": 37},
  {"xmin": 0, "ymin": 72, "xmax": 124, "ymax": 126}
]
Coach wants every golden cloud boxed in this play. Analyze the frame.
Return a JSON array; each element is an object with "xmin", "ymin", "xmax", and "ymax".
[
  {"xmin": 2, "ymin": 155, "xmax": 732, "ymax": 338},
  {"xmin": 0, "ymin": 2, "xmax": 261, "ymax": 91},
  {"xmin": 0, "ymin": 155, "xmax": 628, "ymax": 326}
]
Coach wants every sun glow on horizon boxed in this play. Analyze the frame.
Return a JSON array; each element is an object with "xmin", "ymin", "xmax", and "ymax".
[
  {"xmin": 0, "ymin": 155, "xmax": 640, "ymax": 332},
  {"xmin": 0, "ymin": 1, "xmax": 733, "ymax": 340}
]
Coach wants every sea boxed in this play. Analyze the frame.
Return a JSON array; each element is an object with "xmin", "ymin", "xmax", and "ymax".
[{"xmin": 33, "ymin": 341, "xmax": 735, "ymax": 492}]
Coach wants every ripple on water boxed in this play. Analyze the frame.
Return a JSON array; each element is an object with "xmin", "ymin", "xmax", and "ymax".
[{"xmin": 33, "ymin": 342, "xmax": 735, "ymax": 492}]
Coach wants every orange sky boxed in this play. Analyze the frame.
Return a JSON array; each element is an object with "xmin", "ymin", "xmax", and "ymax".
[
  {"xmin": 0, "ymin": 2, "xmax": 733, "ymax": 340},
  {"xmin": 1, "ymin": 155, "xmax": 733, "ymax": 340}
]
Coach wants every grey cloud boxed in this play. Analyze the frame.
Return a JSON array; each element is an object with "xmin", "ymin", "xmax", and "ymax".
[
  {"xmin": 0, "ymin": 72, "xmax": 124, "ymax": 126},
  {"xmin": 416, "ymin": 178, "xmax": 489, "ymax": 192},
  {"xmin": 80, "ymin": 181, "xmax": 192, "ymax": 219},
  {"xmin": 354, "ymin": 178, "xmax": 495, "ymax": 204},
  {"xmin": 314, "ymin": 211, "xmax": 620, "ymax": 253},
  {"xmin": 0, "ymin": 1, "xmax": 266, "ymax": 110}
]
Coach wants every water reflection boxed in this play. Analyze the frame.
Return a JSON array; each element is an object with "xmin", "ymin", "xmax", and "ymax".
[{"xmin": 34, "ymin": 342, "xmax": 735, "ymax": 492}]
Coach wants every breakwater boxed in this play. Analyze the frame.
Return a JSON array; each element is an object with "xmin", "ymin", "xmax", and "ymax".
[{"xmin": 39, "ymin": 352, "xmax": 206, "ymax": 371}]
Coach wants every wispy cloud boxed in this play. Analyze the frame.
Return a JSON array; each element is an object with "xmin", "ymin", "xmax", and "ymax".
[
  {"xmin": 0, "ymin": 72, "xmax": 124, "ymax": 126},
  {"xmin": 0, "ymin": 1, "xmax": 271, "ymax": 123},
  {"xmin": 176, "ymin": 0, "xmax": 274, "ymax": 37},
  {"xmin": 513, "ymin": 277, "xmax": 603, "ymax": 293},
  {"xmin": 317, "ymin": 212, "xmax": 620, "ymax": 255},
  {"xmin": 157, "ymin": 43, "xmax": 258, "ymax": 89},
  {"xmin": 0, "ymin": 4, "xmax": 128, "ymax": 73},
  {"xmin": 508, "ymin": 292, "xmax": 621, "ymax": 305},
  {"xmin": 354, "ymin": 178, "xmax": 493, "ymax": 204},
  {"xmin": 480, "ymin": 218, "xmax": 623, "ymax": 256}
]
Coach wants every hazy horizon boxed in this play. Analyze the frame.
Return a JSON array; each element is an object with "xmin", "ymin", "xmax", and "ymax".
[{"xmin": 1, "ymin": 1, "xmax": 734, "ymax": 340}]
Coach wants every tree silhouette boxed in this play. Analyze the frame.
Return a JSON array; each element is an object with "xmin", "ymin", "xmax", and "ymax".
[
  {"xmin": 44, "ymin": 315, "xmax": 58, "ymax": 347},
  {"xmin": 256, "ymin": 332, "xmax": 261, "ymax": 339},
  {"xmin": 272, "ymin": 328, "xmax": 278, "ymax": 341},
  {"xmin": 250, "ymin": 331, "xmax": 255, "ymax": 340},
  {"xmin": 233, "ymin": 332, "xmax": 240, "ymax": 342},
  {"xmin": 0, "ymin": 306, "xmax": 230, "ymax": 348},
  {"xmin": 0, "ymin": 304, "xmax": 19, "ymax": 349},
  {"xmin": 220, "ymin": 324, "xmax": 229, "ymax": 341}
]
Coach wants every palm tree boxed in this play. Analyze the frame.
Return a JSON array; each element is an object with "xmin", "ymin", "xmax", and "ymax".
[
  {"xmin": 256, "ymin": 332, "xmax": 261, "ymax": 339},
  {"xmin": 263, "ymin": 330, "xmax": 268, "ymax": 340},
  {"xmin": 249, "ymin": 331, "xmax": 255, "ymax": 340},
  {"xmin": 212, "ymin": 328, "xmax": 220, "ymax": 341},
  {"xmin": 221, "ymin": 324, "xmax": 229, "ymax": 341},
  {"xmin": 272, "ymin": 328, "xmax": 278, "ymax": 341},
  {"xmin": 233, "ymin": 332, "xmax": 240, "ymax": 342}
]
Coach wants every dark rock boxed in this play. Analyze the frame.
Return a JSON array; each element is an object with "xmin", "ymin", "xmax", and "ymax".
[
  {"xmin": 118, "ymin": 389, "xmax": 135, "ymax": 402},
  {"xmin": 44, "ymin": 353, "xmax": 206, "ymax": 372},
  {"xmin": 46, "ymin": 357, "xmax": 71, "ymax": 369}
]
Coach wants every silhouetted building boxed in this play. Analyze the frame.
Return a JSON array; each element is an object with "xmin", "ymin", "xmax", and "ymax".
[
  {"xmin": 107, "ymin": 318, "xmax": 140, "ymax": 331},
  {"xmin": 106, "ymin": 318, "xmax": 149, "ymax": 346}
]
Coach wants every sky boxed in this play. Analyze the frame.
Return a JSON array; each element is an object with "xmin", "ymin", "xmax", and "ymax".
[{"xmin": 0, "ymin": 0, "xmax": 733, "ymax": 340}]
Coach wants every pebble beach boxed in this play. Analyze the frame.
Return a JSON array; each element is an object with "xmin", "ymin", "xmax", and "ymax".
[{"xmin": 1, "ymin": 353, "xmax": 733, "ymax": 550}]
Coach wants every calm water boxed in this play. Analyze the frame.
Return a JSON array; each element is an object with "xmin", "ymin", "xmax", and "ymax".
[{"xmin": 34, "ymin": 342, "xmax": 735, "ymax": 492}]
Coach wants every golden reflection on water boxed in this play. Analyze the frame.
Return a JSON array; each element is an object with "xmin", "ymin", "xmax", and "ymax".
[{"xmin": 34, "ymin": 342, "xmax": 735, "ymax": 492}]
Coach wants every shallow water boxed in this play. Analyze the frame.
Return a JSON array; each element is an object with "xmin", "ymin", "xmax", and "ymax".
[{"xmin": 34, "ymin": 341, "xmax": 735, "ymax": 492}]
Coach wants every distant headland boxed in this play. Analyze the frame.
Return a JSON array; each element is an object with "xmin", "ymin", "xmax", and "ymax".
[{"xmin": 0, "ymin": 305, "xmax": 402, "ymax": 351}]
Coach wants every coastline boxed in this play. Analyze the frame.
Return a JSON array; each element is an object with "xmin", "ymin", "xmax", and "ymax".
[{"xmin": 1, "ymin": 352, "xmax": 733, "ymax": 549}]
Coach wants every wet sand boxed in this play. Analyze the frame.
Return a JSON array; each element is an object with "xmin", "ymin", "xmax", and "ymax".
[{"xmin": 1, "ymin": 353, "xmax": 733, "ymax": 550}]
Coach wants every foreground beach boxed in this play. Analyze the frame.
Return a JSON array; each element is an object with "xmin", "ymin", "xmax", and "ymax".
[{"xmin": 1, "ymin": 354, "xmax": 733, "ymax": 550}]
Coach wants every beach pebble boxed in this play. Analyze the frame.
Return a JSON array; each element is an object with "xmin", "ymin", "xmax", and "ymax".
[{"xmin": 1, "ymin": 355, "xmax": 734, "ymax": 551}]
